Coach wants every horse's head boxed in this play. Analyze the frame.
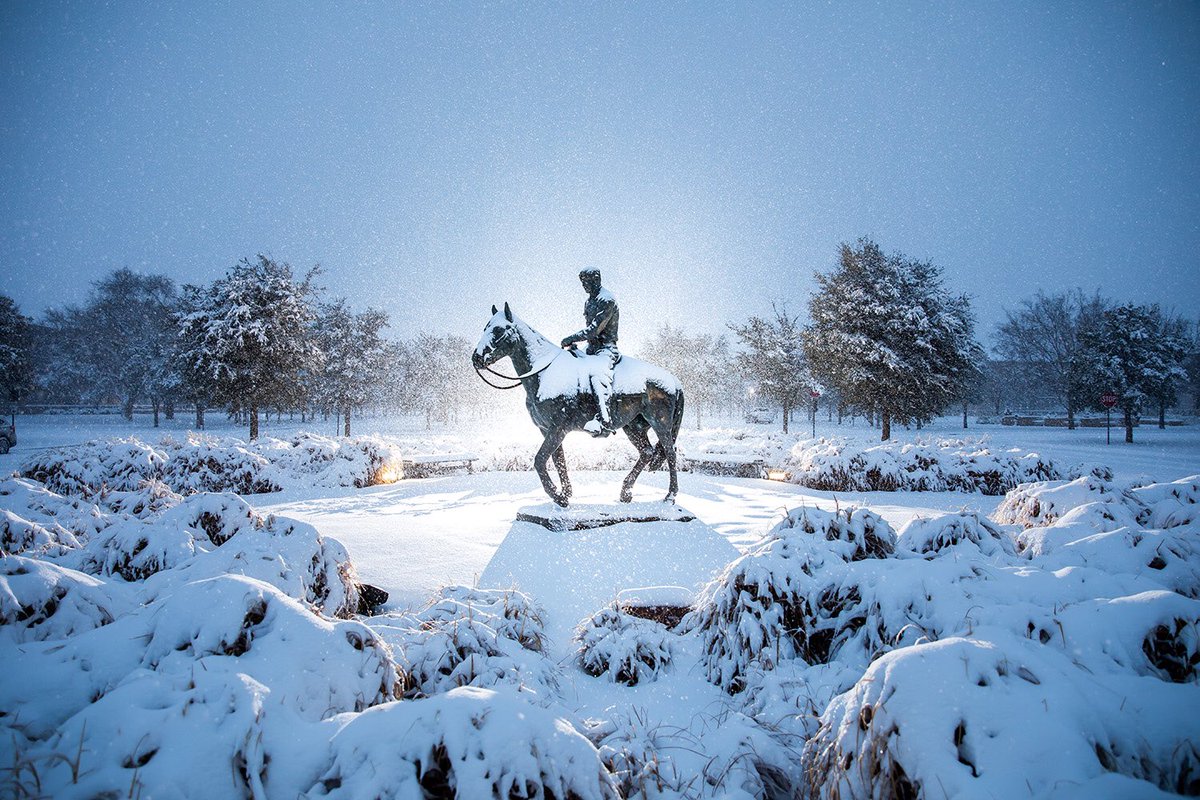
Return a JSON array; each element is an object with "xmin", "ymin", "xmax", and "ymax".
[{"xmin": 472, "ymin": 302, "xmax": 519, "ymax": 369}]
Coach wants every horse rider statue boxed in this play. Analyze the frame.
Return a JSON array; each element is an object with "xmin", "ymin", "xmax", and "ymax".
[{"xmin": 560, "ymin": 267, "xmax": 619, "ymax": 437}]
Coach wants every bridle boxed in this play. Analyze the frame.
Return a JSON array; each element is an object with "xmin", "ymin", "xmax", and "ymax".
[{"xmin": 473, "ymin": 328, "xmax": 564, "ymax": 390}]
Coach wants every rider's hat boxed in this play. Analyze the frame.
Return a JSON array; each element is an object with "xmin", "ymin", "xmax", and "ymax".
[{"xmin": 579, "ymin": 267, "xmax": 601, "ymax": 280}]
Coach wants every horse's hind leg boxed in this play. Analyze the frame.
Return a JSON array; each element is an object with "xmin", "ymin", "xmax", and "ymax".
[
  {"xmin": 620, "ymin": 417, "xmax": 656, "ymax": 503},
  {"xmin": 551, "ymin": 445, "xmax": 572, "ymax": 500},
  {"xmin": 646, "ymin": 415, "xmax": 679, "ymax": 503}
]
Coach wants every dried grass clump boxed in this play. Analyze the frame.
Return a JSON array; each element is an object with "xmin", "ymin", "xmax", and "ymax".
[
  {"xmin": 1142, "ymin": 616, "xmax": 1200, "ymax": 683},
  {"xmin": 688, "ymin": 507, "xmax": 898, "ymax": 693},
  {"xmin": 310, "ymin": 687, "xmax": 620, "ymax": 800},
  {"xmin": 382, "ymin": 585, "xmax": 560, "ymax": 702},
  {"xmin": 576, "ymin": 605, "xmax": 674, "ymax": 686},
  {"xmin": 21, "ymin": 439, "xmax": 167, "ymax": 497},
  {"xmin": 787, "ymin": 439, "xmax": 1061, "ymax": 495},
  {"xmin": 897, "ymin": 512, "xmax": 1017, "ymax": 559}
]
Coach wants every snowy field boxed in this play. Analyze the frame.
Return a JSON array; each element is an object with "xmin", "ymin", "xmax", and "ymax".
[{"xmin": 2, "ymin": 411, "xmax": 1198, "ymax": 798}]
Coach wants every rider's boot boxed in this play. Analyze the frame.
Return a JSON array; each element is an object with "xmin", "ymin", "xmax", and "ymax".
[{"xmin": 584, "ymin": 416, "xmax": 613, "ymax": 437}]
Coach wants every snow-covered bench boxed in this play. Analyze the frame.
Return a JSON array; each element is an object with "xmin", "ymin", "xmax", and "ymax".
[
  {"xmin": 617, "ymin": 585, "xmax": 693, "ymax": 629},
  {"xmin": 401, "ymin": 452, "xmax": 479, "ymax": 479},
  {"xmin": 682, "ymin": 452, "xmax": 766, "ymax": 479}
]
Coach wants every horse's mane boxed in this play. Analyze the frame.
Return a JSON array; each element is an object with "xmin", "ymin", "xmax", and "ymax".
[{"xmin": 511, "ymin": 315, "xmax": 560, "ymax": 365}]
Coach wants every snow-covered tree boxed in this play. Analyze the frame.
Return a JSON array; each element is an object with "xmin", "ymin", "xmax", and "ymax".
[
  {"xmin": 1184, "ymin": 320, "xmax": 1200, "ymax": 415},
  {"xmin": 642, "ymin": 324, "xmax": 738, "ymax": 429},
  {"xmin": 729, "ymin": 305, "xmax": 813, "ymax": 434},
  {"xmin": 403, "ymin": 333, "xmax": 481, "ymax": 428},
  {"xmin": 1074, "ymin": 304, "xmax": 1189, "ymax": 443},
  {"xmin": 39, "ymin": 270, "xmax": 178, "ymax": 418},
  {"xmin": 177, "ymin": 256, "xmax": 321, "ymax": 439},
  {"xmin": 315, "ymin": 300, "xmax": 391, "ymax": 436},
  {"xmin": 994, "ymin": 290, "xmax": 1109, "ymax": 428},
  {"xmin": 0, "ymin": 294, "xmax": 34, "ymax": 405},
  {"xmin": 803, "ymin": 238, "xmax": 980, "ymax": 440}
]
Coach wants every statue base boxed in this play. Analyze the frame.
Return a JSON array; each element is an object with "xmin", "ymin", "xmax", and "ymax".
[
  {"xmin": 515, "ymin": 501, "xmax": 696, "ymax": 531},
  {"xmin": 478, "ymin": 504, "xmax": 738, "ymax": 655}
]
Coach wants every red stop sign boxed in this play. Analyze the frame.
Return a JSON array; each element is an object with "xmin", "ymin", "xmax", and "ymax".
[
  {"xmin": 810, "ymin": 388, "xmax": 821, "ymax": 399},
  {"xmin": 1100, "ymin": 393, "xmax": 1118, "ymax": 408}
]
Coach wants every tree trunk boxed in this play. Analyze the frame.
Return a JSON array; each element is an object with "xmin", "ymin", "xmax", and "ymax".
[
  {"xmin": 152, "ymin": 398, "xmax": 160, "ymax": 428},
  {"xmin": 1159, "ymin": 400, "xmax": 1166, "ymax": 430},
  {"xmin": 781, "ymin": 401, "xmax": 790, "ymax": 434},
  {"xmin": 881, "ymin": 410, "xmax": 891, "ymax": 441},
  {"xmin": 250, "ymin": 405, "xmax": 259, "ymax": 440},
  {"xmin": 837, "ymin": 403, "xmax": 844, "ymax": 425},
  {"xmin": 343, "ymin": 404, "xmax": 351, "ymax": 437},
  {"xmin": 1067, "ymin": 402, "xmax": 1076, "ymax": 431},
  {"xmin": 962, "ymin": 399, "xmax": 968, "ymax": 429},
  {"xmin": 1124, "ymin": 407, "xmax": 1133, "ymax": 444},
  {"xmin": 195, "ymin": 404, "xmax": 205, "ymax": 430},
  {"xmin": 123, "ymin": 396, "xmax": 134, "ymax": 421},
  {"xmin": 165, "ymin": 401, "xmax": 174, "ymax": 420}
]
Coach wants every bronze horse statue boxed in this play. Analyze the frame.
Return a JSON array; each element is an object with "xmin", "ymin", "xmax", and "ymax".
[{"xmin": 472, "ymin": 303, "xmax": 684, "ymax": 507}]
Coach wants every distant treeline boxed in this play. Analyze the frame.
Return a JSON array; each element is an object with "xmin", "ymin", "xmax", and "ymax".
[{"xmin": 1, "ymin": 239, "xmax": 1196, "ymax": 442}]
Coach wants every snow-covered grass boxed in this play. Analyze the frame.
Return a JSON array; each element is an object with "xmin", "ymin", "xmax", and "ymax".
[{"xmin": 1, "ymin": 414, "xmax": 1197, "ymax": 798}]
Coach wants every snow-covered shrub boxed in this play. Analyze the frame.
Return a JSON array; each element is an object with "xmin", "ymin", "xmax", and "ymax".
[
  {"xmin": 1053, "ymin": 592, "xmax": 1200, "ymax": 683},
  {"xmin": 0, "ymin": 555, "xmax": 128, "ymax": 643},
  {"xmin": 776, "ymin": 505, "xmax": 896, "ymax": 562},
  {"xmin": 586, "ymin": 710, "xmax": 694, "ymax": 799},
  {"xmin": 159, "ymin": 432, "xmax": 279, "ymax": 494},
  {"xmin": 993, "ymin": 474, "xmax": 1130, "ymax": 528},
  {"xmin": 136, "ymin": 509, "xmax": 364, "ymax": 618},
  {"xmin": 1035, "ymin": 526, "xmax": 1200, "ymax": 599},
  {"xmin": 1133, "ymin": 474, "xmax": 1200, "ymax": 529},
  {"xmin": 0, "ymin": 508, "xmax": 82, "ymax": 557},
  {"xmin": 576, "ymin": 605, "xmax": 674, "ymax": 685},
  {"xmin": 802, "ymin": 635, "xmax": 1200, "ymax": 799},
  {"xmin": 21, "ymin": 438, "xmax": 167, "ymax": 496},
  {"xmin": 896, "ymin": 512, "xmax": 1017, "ymax": 559},
  {"xmin": 0, "ymin": 476, "xmax": 107, "ymax": 543},
  {"xmin": 309, "ymin": 686, "xmax": 619, "ymax": 800},
  {"xmin": 373, "ymin": 585, "xmax": 560, "ymax": 701},
  {"xmin": 587, "ymin": 703, "xmax": 804, "ymax": 800},
  {"xmin": 80, "ymin": 515, "xmax": 201, "ymax": 581},
  {"xmin": 738, "ymin": 660, "xmax": 862, "ymax": 745},
  {"xmin": 0, "ymin": 575, "xmax": 401, "ymax": 742},
  {"xmin": 688, "ymin": 507, "xmax": 897, "ymax": 693},
  {"xmin": 786, "ymin": 437, "xmax": 1060, "ymax": 495},
  {"xmin": 92, "ymin": 478, "xmax": 183, "ymax": 517}
]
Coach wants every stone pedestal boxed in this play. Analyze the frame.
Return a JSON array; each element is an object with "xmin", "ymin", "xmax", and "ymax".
[{"xmin": 478, "ymin": 503, "xmax": 738, "ymax": 655}]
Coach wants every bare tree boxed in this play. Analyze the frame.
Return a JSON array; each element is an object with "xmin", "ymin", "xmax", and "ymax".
[{"xmin": 994, "ymin": 290, "xmax": 1107, "ymax": 429}]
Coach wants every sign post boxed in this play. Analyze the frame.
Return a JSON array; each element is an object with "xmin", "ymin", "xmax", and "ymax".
[
  {"xmin": 810, "ymin": 388, "xmax": 821, "ymax": 438},
  {"xmin": 1100, "ymin": 392, "xmax": 1118, "ymax": 445}
]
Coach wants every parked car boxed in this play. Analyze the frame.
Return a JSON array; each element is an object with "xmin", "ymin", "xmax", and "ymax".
[
  {"xmin": 744, "ymin": 407, "xmax": 778, "ymax": 425},
  {"xmin": 0, "ymin": 421, "xmax": 15, "ymax": 454}
]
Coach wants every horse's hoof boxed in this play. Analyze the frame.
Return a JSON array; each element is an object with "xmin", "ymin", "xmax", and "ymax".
[
  {"xmin": 619, "ymin": 492, "xmax": 632, "ymax": 503},
  {"xmin": 553, "ymin": 496, "xmax": 570, "ymax": 508},
  {"xmin": 663, "ymin": 493, "xmax": 676, "ymax": 505}
]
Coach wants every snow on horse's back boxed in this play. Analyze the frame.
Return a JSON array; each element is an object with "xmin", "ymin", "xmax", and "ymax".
[{"xmin": 537, "ymin": 351, "xmax": 681, "ymax": 402}]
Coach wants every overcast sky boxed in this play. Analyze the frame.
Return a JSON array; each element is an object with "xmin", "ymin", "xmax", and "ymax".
[{"xmin": 2, "ymin": 1, "xmax": 1198, "ymax": 349}]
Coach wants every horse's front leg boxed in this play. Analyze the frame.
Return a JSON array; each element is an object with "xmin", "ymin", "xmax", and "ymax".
[
  {"xmin": 535, "ymin": 427, "xmax": 570, "ymax": 507},
  {"xmin": 551, "ymin": 446, "xmax": 572, "ymax": 500}
]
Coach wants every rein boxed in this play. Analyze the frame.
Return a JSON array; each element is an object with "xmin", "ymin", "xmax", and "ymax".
[{"xmin": 473, "ymin": 350, "xmax": 561, "ymax": 390}]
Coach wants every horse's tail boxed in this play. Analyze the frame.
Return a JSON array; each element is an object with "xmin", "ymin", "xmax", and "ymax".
[{"xmin": 648, "ymin": 387, "xmax": 684, "ymax": 471}]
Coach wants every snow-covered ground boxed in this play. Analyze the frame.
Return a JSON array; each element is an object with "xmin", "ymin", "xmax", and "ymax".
[{"xmin": 2, "ymin": 412, "xmax": 1198, "ymax": 798}]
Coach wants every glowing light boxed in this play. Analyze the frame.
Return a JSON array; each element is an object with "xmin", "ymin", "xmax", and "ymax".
[
  {"xmin": 375, "ymin": 465, "xmax": 402, "ymax": 484},
  {"xmin": 765, "ymin": 469, "xmax": 791, "ymax": 482}
]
